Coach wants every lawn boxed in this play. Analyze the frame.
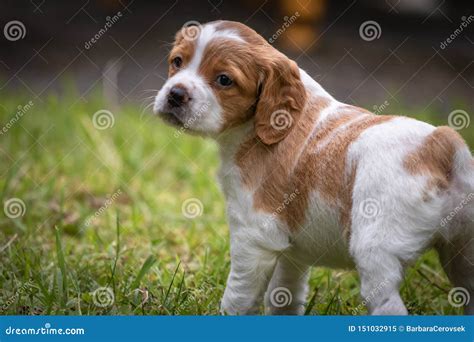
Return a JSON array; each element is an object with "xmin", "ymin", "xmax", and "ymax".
[{"xmin": 0, "ymin": 89, "xmax": 472, "ymax": 315}]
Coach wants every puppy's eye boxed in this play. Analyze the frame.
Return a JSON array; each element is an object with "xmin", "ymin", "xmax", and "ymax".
[
  {"xmin": 172, "ymin": 56, "xmax": 182, "ymax": 69},
  {"xmin": 216, "ymin": 74, "xmax": 233, "ymax": 87}
]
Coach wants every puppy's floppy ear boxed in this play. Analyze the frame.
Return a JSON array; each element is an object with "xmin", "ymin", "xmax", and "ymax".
[{"xmin": 254, "ymin": 53, "xmax": 307, "ymax": 145}]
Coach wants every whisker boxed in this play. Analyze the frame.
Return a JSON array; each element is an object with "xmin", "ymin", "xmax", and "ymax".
[
  {"xmin": 139, "ymin": 98, "xmax": 156, "ymax": 112},
  {"xmin": 139, "ymin": 101, "xmax": 155, "ymax": 119},
  {"xmin": 140, "ymin": 95, "xmax": 157, "ymax": 102},
  {"xmin": 157, "ymin": 40, "xmax": 173, "ymax": 48}
]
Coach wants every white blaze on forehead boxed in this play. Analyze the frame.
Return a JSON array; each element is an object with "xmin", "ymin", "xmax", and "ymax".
[
  {"xmin": 187, "ymin": 23, "xmax": 245, "ymax": 71},
  {"xmin": 153, "ymin": 23, "xmax": 245, "ymax": 135}
]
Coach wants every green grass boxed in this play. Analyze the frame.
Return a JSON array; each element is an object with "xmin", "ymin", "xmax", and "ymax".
[{"xmin": 0, "ymin": 89, "xmax": 472, "ymax": 315}]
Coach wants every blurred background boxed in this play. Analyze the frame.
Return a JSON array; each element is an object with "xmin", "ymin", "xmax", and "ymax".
[
  {"xmin": 0, "ymin": 0, "xmax": 473, "ymax": 315},
  {"xmin": 1, "ymin": 0, "xmax": 473, "ymax": 109}
]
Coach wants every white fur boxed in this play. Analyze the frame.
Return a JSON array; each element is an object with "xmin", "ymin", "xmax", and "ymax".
[
  {"xmin": 155, "ymin": 23, "xmax": 474, "ymax": 315},
  {"xmin": 217, "ymin": 69, "xmax": 474, "ymax": 315}
]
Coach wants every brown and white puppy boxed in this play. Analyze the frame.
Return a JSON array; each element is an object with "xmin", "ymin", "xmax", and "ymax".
[{"xmin": 153, "ymin": 21, "xmax": 474, "ymax": 315}]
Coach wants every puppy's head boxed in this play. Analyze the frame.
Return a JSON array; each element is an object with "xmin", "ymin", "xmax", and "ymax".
[{"xmin": 153, "ymin": 21, "xmax": 306, "ymax": 144}]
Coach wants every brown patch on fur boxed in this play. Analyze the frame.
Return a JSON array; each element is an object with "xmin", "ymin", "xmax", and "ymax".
[
  {"xmin": 208, "ymin": 21, "xmax": 307, "ymax": 142},
  {"xmin": 198, "ymin": 39, "xmax": 262, "ymax": 129},
  {"xmin": 167, "ymin": 28, "xmax": 196, "ymax": 77},
  {"xmin": 237, "ymin": 102, "xmax": 394, "ymax": 235},
  {"xmin": 404, "ymin": 126, "xmax": 465, "ymax": 193},
  {"xmin": 236, "ymin": 96, "xmax": 329, "ymax": 189}
]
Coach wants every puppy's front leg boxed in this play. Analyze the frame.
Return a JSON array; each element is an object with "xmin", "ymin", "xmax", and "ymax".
[{"xmin": 221, "ymin": 234, "xmax": 278, "ymax": 315}]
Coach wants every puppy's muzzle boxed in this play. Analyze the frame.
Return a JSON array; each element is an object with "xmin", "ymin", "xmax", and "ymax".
[{"xmin": 167, "ymin": 85, "xmax": 190, "ymax": 108}]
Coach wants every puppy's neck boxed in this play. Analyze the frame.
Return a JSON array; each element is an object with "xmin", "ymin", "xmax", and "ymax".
[{"xmin": 216, "ymin": 120, "xmax": 255, "ymax": 162}]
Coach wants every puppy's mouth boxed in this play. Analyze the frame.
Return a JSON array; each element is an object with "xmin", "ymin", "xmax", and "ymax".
[{"xmin": 158, "ymin": 111, "xmax": 184, "ymax": 128}]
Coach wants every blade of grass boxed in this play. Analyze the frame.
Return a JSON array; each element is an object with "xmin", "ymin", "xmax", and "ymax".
[
  {"xmin": 304, "ymin": 286, "xmax": 319, "ymax": 315},
  {"xmin": 108, "ymin": 214, "xmax": 121, "ymax": 292},
  {"xmin": 55, "ymin": 226, "xmax": 68, "ymax": 309},
  {"xmin": 163, "ymin": 262, "xmax": 181, "ymax": 310},
  {"xmin": 130, "ymin": 255, "xmax": 157, "ymax": 290},
  {"xmin": 323, "ymin": 286, "xmax": 340, "ymax": 315},
  {"xmin": 171, "ymin": 271, "xmax": 186, "ymax": 314}
]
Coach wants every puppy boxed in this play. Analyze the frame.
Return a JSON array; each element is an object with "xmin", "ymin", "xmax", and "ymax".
[{"xmin": 153, "ymin": 20, "xmax": 474, "ymax": 315}]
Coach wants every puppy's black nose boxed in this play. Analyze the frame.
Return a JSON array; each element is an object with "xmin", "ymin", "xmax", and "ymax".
[{"xmin": 167, "ymin": 85, "xmax": 189, "ymax": 107}]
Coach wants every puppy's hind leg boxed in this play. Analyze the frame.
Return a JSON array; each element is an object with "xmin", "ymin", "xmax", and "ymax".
[
  {"xmin": 354, "ymin": 249, "xmax": 408, "ymax": 314},
  {"xmin": 351, "ymin": 222, "xmax": 410, "ymax": 315}
]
